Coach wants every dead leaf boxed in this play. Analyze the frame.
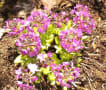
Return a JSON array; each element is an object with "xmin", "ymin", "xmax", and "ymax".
[{"xmin": 92, "ymin": 41, "xmax": 97, "ymax": 50}]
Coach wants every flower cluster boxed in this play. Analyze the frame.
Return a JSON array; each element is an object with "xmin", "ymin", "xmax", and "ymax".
[
  {"xmin": 27, "ymin": 11, "xmax": 50, "ymax": 33},
  {"xmin": 5, "ymin": 4, "xmax": 95, "ymax": 90},
  {"xmin": 5, "ymin": 18, "xmax": 25, "ymax": 36},
  {"xmin": 15, "ymin": 63, "xmax": 39, "ymax": 90},
  {"xmin": 16, "ymin": 32, "xmax": 41, "ymax": 57},
  {"xmin": 37, "ymin": 52, "xmax": 53, "ymax": 67},
  {"xmin": 50, "ymin": 11, "xmax": 69, "ymax": 28},
  {"xmin": 59, "ymin": 28, "xmax": 83, "ymax": 52},
  {"xmin": 70, "ymin": 4, "xmax": 95, "ymax": 34},
  {"xmin": 5, "ymin": 11, "xmax": 50, "ymax": 35},
  {"xmin": 50, "ymin": 61, "xmax": 79, "ymax": 88}
]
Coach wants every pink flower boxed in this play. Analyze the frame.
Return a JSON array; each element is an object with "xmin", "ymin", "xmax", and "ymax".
[
  {"xmin": 61, "ymin": 11, "xmax": 66, "ymax": 16},
  {"xmin": 15, "ymin": 67, "xmax": 22, "ymax": 75},
  {"xmin": 59, "ymin": 29, "xmax": 83, "ymax": 52},
  {"xmin": 17, "ymin": 81, "xmax": 23, "ymax": 86},
  {"xmin": 63, "ymin": 62, "xmax": 70, "ymax": 66},
  {"xmin": 74, "ymin": 68, "xmax": 79, "ymax": 78},
  {"xmin": 37, "ymin": 53, "xmax": 45, "ymax": 62},
  {"xmin": 47, "ymin": 52, "xmax": 52, "ymax": 58},
  {"xmin": 31, "ymin": 76, "xmax": 38, "ymax": 82},
  {"xmin": 50, "ymin": 61, "xmax": 80, "ymax": 88},
  {"xmin": 27, "ymin": 63, "xmax": 39, "ymax": 74},
  {"xmin": 65, "ymin": 17, "xmax": 69, "ymax": 23},
  {"xmin": 16, "ymin": 32, "xmax": 41, "ymax": 57},
  {"xmin": 56, "ymin": 64, "xmax": 62, "ymax": 72},
  {"xmin": 70, "ymin": 4, "xmax": 95, "ymax": 34},
  {"xmin": 57, "ymin": 23, "xmax": 62, "ymax": 28},
  {"xmin": 72, "ymin": 39, "xmax": 83, "ymax": 51},
  {"xmin": 27, "ymin": 11, "xmax": 50, "ymax": 34},
  {"xmin": 50, "ymin": 63, "xmax": 56, "ymax": 71},
  {"xmin": 70, "ymin": 10, "xmax": 75, "ymax": 15},
  {"xmin": 5, "ymin": 18, "xmax": 25, "ymax": 36}
]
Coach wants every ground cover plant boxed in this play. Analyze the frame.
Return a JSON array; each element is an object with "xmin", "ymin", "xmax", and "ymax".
[{"xmin": 4, "ymin": 4, "xmax": 95, "ymax": 90}]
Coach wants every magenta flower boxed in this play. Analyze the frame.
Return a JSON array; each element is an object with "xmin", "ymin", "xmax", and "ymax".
[
  {"xmin": 51, "ymin": 12, "xmax": 69, "ymax": 28},
  {"xmin": 37, "ymin": 53, "xmax": 45, "ymax": 62},
  {"xmin": 65, "ymin": 17, "xmax": 69, "ymax": 23},
  {"xmin": 59, "ymin": 29, "xmax": 83, "ymax": 52},
  {"xmin": 50, "ymin": 63, "xmax": 57, "ymax": 71},
  {"xmin": 15, "ymin": 68, "xmax": 22, "ymax": 79},
  {"xmin": 56, "ymin": 64, "xmax": 62, "ymax": 72},
  {"xmin": 61, "ymin": 11, "xmax": 67, "ymax": 16},
  {"xmin": 5, "ymin": 18, "xmax": 25, "ymax": 36},
  {"xmin": 15, "ymin": 67, "xmax": 22, "ymax": 75},
  {"xmin": 72, "ymin": 39, "xmax": 83, "ymax": 51},
  {"xmin": 16, "ymin": 32, "xmax": 41, "ymax": 57},
  {"xmin": 50, "ymin": 61, "xmax": 79, "ymax": 88},
  {"xmin": 37, "ymin": 52, "xmax": 53, "ymax": 67},
  {"xmin": 70, "ymin": 4, "xmax": 95, "ymax": 34},
  {"xmin": 37, "ymin": 24, "xmax": 48, "ymax": 33},
  {"xmin": 18, "ymin": 84, "xmax": 34, "ymax": 90},
  {"xmin": 31, "ymin": 76, "xmax": 38, "ymax": 82},
  {"xmin": 15, "ymin": 65, "xmax": 38, "ymax": 89},
  {"xmin": 53, "ymin": 13, "xmax": 58, "ymax": 20},
  {"xmin": 74, "ymin": 68, "xmax": 79, "ymax": 78},
  {"xmin": 57, "ymin": 23, "xmax": 62, "ymax": 28},
  {"xmin": 27, "ymin": 11, "xmax": 50, "ymax": 33},
  {"xmin": 63, "ymin": 62, "xmax": 70, "ymax": 66},
  {"xmin": 47, "ymin": 52, "xmax": 52, "ymax": 58}
]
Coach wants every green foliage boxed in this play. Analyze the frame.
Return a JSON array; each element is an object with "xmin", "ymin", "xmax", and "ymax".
[
  {"xmin": 14, "ymin": 55, "xmax": 37, "ymax": 66},
  {"xmin": 41, "ymin": 66, "xmax": 51, "ymax": 75}
]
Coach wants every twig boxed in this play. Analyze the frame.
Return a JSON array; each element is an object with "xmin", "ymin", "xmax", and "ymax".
[
  {"xmin": 81, "ymin": 63, "xmax": 93, "ymax": 69},
  {"xmin": 87, "ymin": 53, "xmax": 101, "ymax": 57},
  {"xmin": 84, "ymin": 57, "xmax": 106, "ymax": 68},
  {"xmin": 82, "ymin": 66, "xmax": 93, "ymax": 90},
  {"xmin": 102, "ymin": 83, "xmax": 106, "ymax": 90}
]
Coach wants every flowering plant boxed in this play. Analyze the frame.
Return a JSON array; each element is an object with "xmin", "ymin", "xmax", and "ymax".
[{"xmin": 5, "ymin": 4, "xmax": 95, "ymax": 90}]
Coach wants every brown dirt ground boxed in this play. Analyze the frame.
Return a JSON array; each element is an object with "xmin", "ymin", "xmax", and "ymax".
[{"xmin": 0, "ymin": 0, "xmax": 106, "ymax": 90}]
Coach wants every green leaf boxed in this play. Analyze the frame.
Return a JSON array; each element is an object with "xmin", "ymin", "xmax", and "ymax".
[
  {"xmin": 70, "ymin": 52, "xmax": 77, "ymax": 56},
  {"xmin": 35, "ymin": 80, "xmax": 40, "ymax": 83},
  {"xmin": 46, "ymin": 35, "xmax": 54, "ymax": 44},
  {"xmin": 48, "ymin": 73, "xmax": 55, "ymax": 81},
  {"xmin": 55, "ymin": 36, "xmax": 60, "ymax": 45},
  {"xmin": 20, "ymin": 55, "xmax": 37, "ymax": 66},
  {"xmin": 55, "ymin": 28, "xmax": 60, "ymax": 35},
  {"xmin": 62, "ymin": 87, "xmax": 68, "ymax": 90},
  {"xmin": 14, "ymin": 55, "xmax": 23, "ymax": 64},
  {"xmin": 77, "ymin": 51, "xmax": 82, "ymax": 56},
  {"xmin": 54, "ymin": 45, "xmax": 62, "ymax": 54},
  {"xmin": 52, "ymin": 53, "xmax": 60, "ymax": 64},
  {"xmin": 60, "ymin": 51, "xmax": 73, "ymax": 62},
  {"xmin": 41, "ymin": 66, "xmax": 50, "ymax": 75},
  {"xmin": 78, "ymin": 58, "xmax": 82, "ymax": 63},
  {"xmin": 82, "ymin": 35, "xmax": 90, "ymax": 41},
  {"xmin": 60, "ymin": 23, "xmax": 66, "ymax": 30},
  {"xmin": 76, "ymin": 64, "xmax": 80, "ymax": 67},
  {"xmin": 40, "ymin": 24, "xmax": 56, "ymax": 50},
  {"xmin": 50, "ymin": 81, "xmax": 56, "ymax": 85},
  {"xmin": 33, "ymin": 27, "xmax": 39, "ymax": 34},
  {"xmin": 66, "ymin": 20, "xmax": 73, "ymax": 29}
]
